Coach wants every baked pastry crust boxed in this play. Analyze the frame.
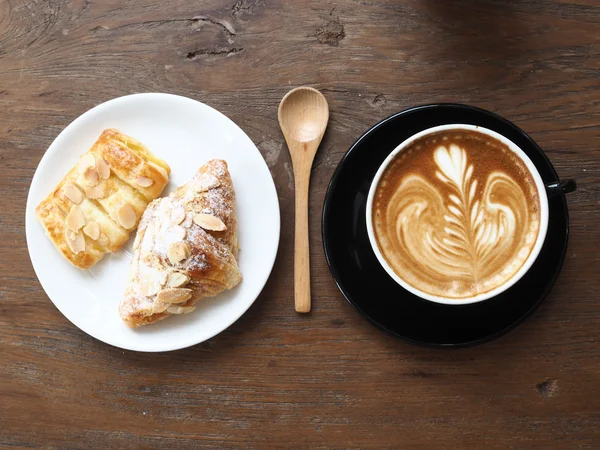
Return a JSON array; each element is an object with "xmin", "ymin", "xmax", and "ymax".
[
  {"xmin": 36, "ymin": 129, "xmax": 170, "ymax": 269},
  {"xmin": 119, "ymin": 159, "xmax": 242, "ymax": 327}
]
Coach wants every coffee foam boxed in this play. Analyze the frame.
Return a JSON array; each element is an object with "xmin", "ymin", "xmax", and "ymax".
[{"xmin": 373, "ymin": 130, "xmax": 540, "ymax": 299}]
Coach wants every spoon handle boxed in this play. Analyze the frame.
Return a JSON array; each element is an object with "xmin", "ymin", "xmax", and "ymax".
[{"xmin": 294, "ymin": 168, "xmax": 311, "ymax": 313}]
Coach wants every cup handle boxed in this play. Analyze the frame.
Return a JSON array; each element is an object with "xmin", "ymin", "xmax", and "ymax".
[{"xmin": 546, "ymin": 179, "xmax": 577, "ymax": 198}]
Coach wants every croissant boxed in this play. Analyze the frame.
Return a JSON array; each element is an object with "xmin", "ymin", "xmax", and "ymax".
[
  {"xmin": 119, "ymin": 159, "xmax": 242, "ymax": 327},
  {"xmin": 36, "ymin": 129, "xmax": 170, "ymax": 269}
]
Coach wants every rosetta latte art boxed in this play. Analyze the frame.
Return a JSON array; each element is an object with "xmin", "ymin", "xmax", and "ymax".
[{"xmin": 376, "ymin": 144, "xmax": 539, "ymax": 298}]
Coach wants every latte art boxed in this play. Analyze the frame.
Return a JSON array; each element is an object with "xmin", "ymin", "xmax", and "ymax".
[{"xmin": 373, "ymin": 130, "xmax": 541, "ymax": 299}]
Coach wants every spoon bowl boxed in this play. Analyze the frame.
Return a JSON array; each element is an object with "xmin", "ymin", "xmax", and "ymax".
[{"xmin": 279, "ymin": 87, "xmax": 329, "ymax": 143}]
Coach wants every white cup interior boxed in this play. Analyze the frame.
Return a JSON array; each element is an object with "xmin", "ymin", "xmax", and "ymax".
[{"xmin": 365, "ymin": 124, "xmax": 549, "ymax": 305}]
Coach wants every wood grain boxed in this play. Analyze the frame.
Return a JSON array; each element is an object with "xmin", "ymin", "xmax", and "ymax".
[
  {"xmin": 279, "ymin": 86, "xmax": 329, "ymax": 313},
  {"xmin": 1, "ymin": 0, "xmax": 600, "ymax": 448}
]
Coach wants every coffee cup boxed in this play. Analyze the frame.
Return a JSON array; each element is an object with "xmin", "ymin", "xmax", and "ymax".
[{"xmin": 365, "ymin": 124, "xmax": 575, "ymax": 305}]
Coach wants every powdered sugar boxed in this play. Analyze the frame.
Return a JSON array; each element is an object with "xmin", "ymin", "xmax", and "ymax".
[{"xmin": 119, "ymin": 159, "xmax": 241, "ymax": 326}]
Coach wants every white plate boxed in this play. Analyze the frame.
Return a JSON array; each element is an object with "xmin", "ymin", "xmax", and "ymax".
[{"xmin": 25, "ymin": 93, "xmax": 280, "ymax": 352}]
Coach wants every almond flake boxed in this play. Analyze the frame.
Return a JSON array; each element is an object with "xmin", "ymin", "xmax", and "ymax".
[
  {"xmin": 167, "ymin": 305, "xmax": 196, "ymax": 315},
  {"xmin": 167, "ymin": 272, "xmax": 190, "ymax": 288},
  {"xmin": 79, "ymin": 153, "xmax": 96, "ymax": 171},
  {"xmin": 135, "ymin": 176, "xmax": 154, "ymax": 187},
  {"xmin": 97, "ymin": 233, "xmax": 109, "ymax": 247},
  {"xmin": 181, "ymin": 211, "xmax": 193, "ymax": 228},
  {"xmin": 140, "ymin": 222, "xmax": 156, "ymax": 255},
  {"xmin": 156, "ymin": 288, "xmax": 193, "ymax": 304},
  {"xmin": 96, "ymin": 156, "xmax": 111, "ymax": 179},
  {"xmin": 63, "ymin": 183, "xmax": 83, "ymax": 204},
  {"xmin": 193, "ymin": 213, "xmax": 227, "ymax": 231},
  {"xmin": 197, "ymin": 174, "xmax": 220, "ymax": 192},
  {"xmin": 65, "ymin": 206, "xmax": 85, "ymax": 232},
  {"xmin": 82, "ymin": 222, "xmax": 100, "ymax": 240},
  {"xmin": 133, "ymin": 229, "xmax": 143, "ymax": 250},
  {"xmin": 170, "ymin": 204, "xmax": 186, "ymax": 225},
  {"xmin": 84, "ymin": 186, "xmax": 104, "ymax": 199},
  {"xmin": 117, "ymin": 204, "xmax": 136, "ymax": 229},
  {"xmin": 157, "ymin": 271, "xmax": 169, "ymax": 286},
  {"xmin": 83, "ymin": 166, "xmax": 99, "ymax": 186},
  {"xmin": 152, "ymin": 301, "xmax": 170, "ymax": 314},
  {"xmin": 140, "ymin": 277, "xmax": 161, "ymax": 297},
  {"xmin": 171, "ymin": 225, "xmax": 186, "ymax": 241},
  {"xmin": 167, "ymin": 241, "xmax": 190, "ymax": 265},
  {"xmin": 65, "ymin": 229, "xmax": 85, "ymax": 254}
]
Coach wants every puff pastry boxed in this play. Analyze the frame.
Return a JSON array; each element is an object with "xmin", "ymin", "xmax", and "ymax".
[
  {"xmin": 36, "ymin": 129, "xmax": 170, "ymax": 269},
  {"xmin": 119, "ymin": 159, "xmax": 242, "ymax": 327}
]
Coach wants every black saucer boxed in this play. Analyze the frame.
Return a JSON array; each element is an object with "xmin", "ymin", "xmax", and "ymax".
[{"xmin": 322, "ymin": 104, "xmax": 571, "ymax": 347}]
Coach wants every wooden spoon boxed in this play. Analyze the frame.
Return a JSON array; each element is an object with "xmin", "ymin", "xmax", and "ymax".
[{"xmin": 278, "ymin": 86, "xmax": 329, "ymax": 313}]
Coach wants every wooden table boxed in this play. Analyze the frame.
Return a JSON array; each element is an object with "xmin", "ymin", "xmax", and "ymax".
[{"xmin": 2, "ymin": 0, "xmax": 599, "ymax": 448}]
